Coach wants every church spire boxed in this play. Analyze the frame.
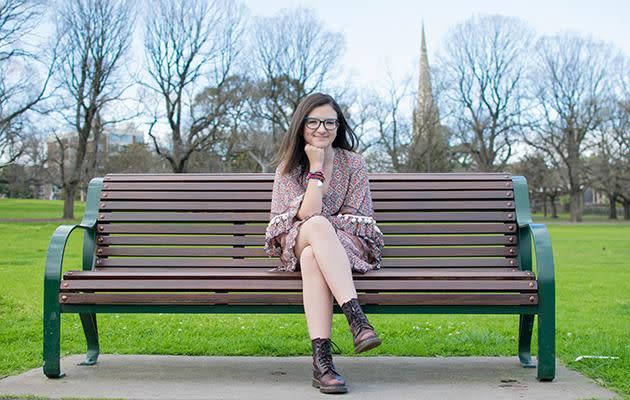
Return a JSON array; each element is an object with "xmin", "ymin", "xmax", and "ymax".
[
  {"xmin": 416, "ymin": 20, "xmax": 435, "ymax": 118},
  {"xmin": 410, "ymin": 22, "xmax": 449, "ymax": 173}
]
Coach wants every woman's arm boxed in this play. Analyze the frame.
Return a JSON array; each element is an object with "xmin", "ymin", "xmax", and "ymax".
[
  {"xmin": 296, "ymin": 144, "xmax": 326, "ymax": 220},
  {"xmin": 296, "ymin": 176, "xmax": 324, "ymax": 220}
]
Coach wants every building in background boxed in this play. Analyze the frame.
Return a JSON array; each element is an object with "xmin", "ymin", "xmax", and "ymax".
[{"xmin": 44, "ymin": 124, "xmax": 144, "ymax": 200}]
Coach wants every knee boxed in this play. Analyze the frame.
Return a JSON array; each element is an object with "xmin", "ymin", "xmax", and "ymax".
[
  {"xmin": 301, "ymin": 215, "xmax": 334, "ymax": 234},
  {"xmin": 299, "ymin": 246, "xmax": 319, "ymax": 275}
]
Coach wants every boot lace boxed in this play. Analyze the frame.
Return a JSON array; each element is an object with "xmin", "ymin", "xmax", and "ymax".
[
  {"xmin": 314, "ymin": 339, "xmax": 341, "ymax": 374},
  {"xmin": 345, "ymin": 300, "xmax": 374, "ymax": 334}
]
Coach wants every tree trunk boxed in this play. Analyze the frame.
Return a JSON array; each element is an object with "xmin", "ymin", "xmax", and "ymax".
[
  {"xmin": 608, "ymin": 195, "xmax": 618, "ymax": 219},
  {"xmin": 63, "ymin": 184, "xmax": 76, "ymax": 220},
  {"xmin": 624, "ymin": 200, "xmax": 630, "ymax": 220},
  {"xmin": 550, "ymin": 195, "xmax": 558, "ymax": 219},
  {"xmin": 569, "ymin": 189, "xmax": 582, "ymax": 222},
  {"xmin": 543, "ymin": 196, "xmax": 548, "ymax": 217}
]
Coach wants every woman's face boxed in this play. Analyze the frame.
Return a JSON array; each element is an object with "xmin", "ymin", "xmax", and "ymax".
[{"xmin": 303, "ymin": 104, "xmax": 338, "ymax": 149}]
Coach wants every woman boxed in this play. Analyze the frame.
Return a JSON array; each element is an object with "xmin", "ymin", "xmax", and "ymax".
[{"xmin": 264, "ymin": 93, "xmax": 385, "ymax": 394}]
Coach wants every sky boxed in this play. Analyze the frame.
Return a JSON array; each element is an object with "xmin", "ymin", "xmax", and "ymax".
[
  {"xmin": 20, "ymin": 0, "xmax": 630, "ymax": 147},
  {"xmin": 243, "ymin": 0, "xmax": 630, "ymax": 89}
]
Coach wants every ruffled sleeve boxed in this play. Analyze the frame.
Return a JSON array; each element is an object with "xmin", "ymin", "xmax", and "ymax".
[
  {"xmin": 330, "ymin": 155, "xmax": 384, "ymax": 270},
  {"xmin": 263, "ymin": 162, "xmax": 309, "ymax": 271}
]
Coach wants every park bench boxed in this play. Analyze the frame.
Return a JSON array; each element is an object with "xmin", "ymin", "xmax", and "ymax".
[{"xmin": 43, "ymin": 172, "xmax": 555, "ymax": 381}]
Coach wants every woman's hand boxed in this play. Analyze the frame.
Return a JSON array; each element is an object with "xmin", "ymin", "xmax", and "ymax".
[{"xmin": 304, "ymin": 144, "xmax": 325, "ymax": 171}]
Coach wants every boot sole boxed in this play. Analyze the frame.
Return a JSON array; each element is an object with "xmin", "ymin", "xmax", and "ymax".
[
  {"xmin": 355, "ymin": 337, "xmax": 382, "ymax": 354},
  {"xmin": 312, "ymin": 378, "xmax": 348, "ymax": 394}
]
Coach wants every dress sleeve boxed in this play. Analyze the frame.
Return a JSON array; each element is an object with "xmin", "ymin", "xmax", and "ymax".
[
  {"xmin": 263, "ymin": 163, "xmax": 306, "ymax": 258},
  {"xmin": 330, "ymin": 155, "xmax": 385, "ymax": 267}
]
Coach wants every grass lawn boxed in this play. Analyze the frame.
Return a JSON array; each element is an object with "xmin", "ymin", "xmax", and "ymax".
[
  {"xmin": 0, "ymin": 200, "xmax": 628, "ymax": 398},
  {"xmin": 0, "ymin": 198, "xmax": 84, "ymax": 220},
  {"xmin": 533, "ymin": 211, "xmax": 630, "ymax": 224}
]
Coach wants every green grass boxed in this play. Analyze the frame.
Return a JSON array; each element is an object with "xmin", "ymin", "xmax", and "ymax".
[
  {"xmin": 0, "ymin": 200, "xmax": 628, "ymax": 398},
  {"xmin": 533, "ymin": 212, "xmax": 630, "ymax": 224},
  {"xmin": 0, "ymin": 199, "xmax": 84, "ymax": 220}
]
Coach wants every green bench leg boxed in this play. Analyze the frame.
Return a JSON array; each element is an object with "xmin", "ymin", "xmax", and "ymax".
[
  {"xmin": 518, "ymin": 314, "xmax": 536, "ymax": 368},
  {"xmin": 78, "ymin": 313, "xmax": 100, "ymax": 365},
  {"xmin": 536, "ymin": 308, "xmax": 556, "ymax": 381},
  {"xmin": 43, "ymin": 305, "xmax": 64, "ymax": 378}
]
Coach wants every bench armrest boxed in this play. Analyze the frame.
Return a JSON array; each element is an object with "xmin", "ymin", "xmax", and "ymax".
[
  {"xmin": 522, "ymin": 223, "xmax": 555, "ymax": 288},
  {"xmin": 512, "ymin": 175, "xmax": 555, "ymax": 279},
  {"xmin": 44, "ymin": 224, "xmax": 96, "ymax": 300},
  {"xmin": 44, "ymin": 177, "xmax": 103, "ymax": 303}
]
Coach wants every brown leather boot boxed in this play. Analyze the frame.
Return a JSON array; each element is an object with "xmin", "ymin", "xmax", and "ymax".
[
  {"xmin": 311, "ymin": 338, "xmax": 348, "ymax": 394},
  {"xmin": 341, "ymin": 298, "xmax": 382, "ymax": 353}
]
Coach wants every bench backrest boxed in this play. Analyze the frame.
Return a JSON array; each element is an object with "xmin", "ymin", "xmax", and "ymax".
[{"xmin": 93, "ymin": 173, "xmax": 520, "ymax": 271}]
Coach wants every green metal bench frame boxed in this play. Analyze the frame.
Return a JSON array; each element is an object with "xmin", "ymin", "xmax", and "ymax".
[{"xmin": 43, "ymin": 175, "xmax": 555, "ymax": 381}]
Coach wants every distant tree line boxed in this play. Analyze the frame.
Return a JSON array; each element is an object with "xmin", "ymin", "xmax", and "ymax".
[{"xmin": 0, "ymin": 0, "xmax": 627, "ymax": 221}]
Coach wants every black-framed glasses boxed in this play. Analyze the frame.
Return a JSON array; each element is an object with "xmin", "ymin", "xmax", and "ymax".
[{"xmin": 304, "ymin": 117, "xmax": 339, "ymax": 131}]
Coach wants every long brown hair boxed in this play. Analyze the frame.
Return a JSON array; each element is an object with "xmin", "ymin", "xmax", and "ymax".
[{"xmin": 274, "ymin": 93, "xmax": 358, "ymax": 176}]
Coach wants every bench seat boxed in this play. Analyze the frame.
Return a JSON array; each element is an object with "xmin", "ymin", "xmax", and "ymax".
[{"xmin": 59, "ymin": 267, "xmax": 538, "ymax": 306}]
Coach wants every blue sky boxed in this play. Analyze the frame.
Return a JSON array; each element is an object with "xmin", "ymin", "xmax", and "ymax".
[{"xmin": 244, "ymin": 0, "xmax": 630, "ymax": 89}]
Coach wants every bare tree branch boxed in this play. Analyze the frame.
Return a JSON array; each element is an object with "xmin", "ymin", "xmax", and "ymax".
[
  {"xmin": 250, "ymin": 8, "xmax": 344, "ymax": 140},
  {"xmin": 51, "ymin": 0, "xmax": 134, "ymax": 218},
  {"xmin": 439, "ymin": 15, "xmax": 532, "ymax": 171},
  {"xmin": 0, "ymin": 0, "xmax": 55, "ymax": 167},
  {"xmin": 523, "ymin": 33, "xmax": 618, "ymax": 222},
  {"xmin": 142, "ymin": 0, "xmax": 245, "ymax": 173}
]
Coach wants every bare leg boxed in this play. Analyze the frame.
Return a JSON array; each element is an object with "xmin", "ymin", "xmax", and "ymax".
[
  {"xmin": 300, "ymin": 246, "xmax": 333, "ymax": 339},
  {"xmin": 294, "ymin": 216, "xmax": 357, "ymax": 306}
]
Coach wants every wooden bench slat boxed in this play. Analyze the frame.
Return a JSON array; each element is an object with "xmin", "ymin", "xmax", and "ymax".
[
  {"xmin": 59, "ymin": 292, "xmax": 537, "ymax": 306},
  {"xmin": 96, "ymin": 246, "xmax": 518, "ymax": 258},
  {"xmin": 95, "ymin": 258, "xmax": 519, "ymax": 268},
  {"xmin": 60, "ymin": 279, "xmax": 537, "ymax": 292},
  {"xmin": 100, "ymin": 200, "xmax": 515, "ymax": 212},
  {"xmin": 97, "ymin": 235, "xmax": 517, "ymax": 247},
  {"xmin": 102, "ymin": 181, "xmax": 513, "ymax": 191},
  {"xmin": 99, "ymin": 224, "xmax": 267, "ymax": 235},
  {"xmin": 96, "ymin": 223, "xmax": 518, "ymax": 235},
  {"xmin": 98, "ymin": 211, "xmax": 516, "ymax": 222},
  {"xmin": 64, "ymin": 267, "xmax": 534, "ymax": 280},
  {"xmin": 103, "ymin": 173, "xmax": 512, "ymax": 182},
  {"xmin": 100, "ymin": 190, "xmax": 514, "ymax": 201}
]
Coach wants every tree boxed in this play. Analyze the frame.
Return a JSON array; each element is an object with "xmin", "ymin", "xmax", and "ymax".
[
  {"xmin": 248, "ymin": 8, "xmax": 344, "ymax": 169},
  {"xmin": 510, "ymin": 153, "xmax": 566, "ymax": 218},
  {"xmin": 53, "ymin": 0, "xmax": 134, "ymax": 218},
  {"xmin": 524, "ymin": 33, "xmax": 618, "ymax": 222},
  {"xmin": 0, "ymin": 132, "xmax": 48, "ymax": 198},
  {"xmin": 0, "ymin": 162, "xmax": 29, "ymax": 197},
  {"xmin": 589, "ymin": 133, "xmax": 626, "ymax": 219},
  {"xmin": 0, "ymin": 0, "xmax": 54, "ymax": 167},
  {"xmin": 104, "ymin": 143, "xmax": 168, "ymax": 174},
  {"xmin": 601, "ymin": 55, "xmax": 630, "ymax": 219},
  {"xmin": 368, "ymin": 76, "xmax": 413, "ymax": 172},
  {"xmin": 194, "ymin": 74, "xmax": 257, "ymax": 172},
  {"xmin": 439, "ymin": 15, "xmax": 532, "ymax": 171},
  {"xmin": 143, "ymin": 0, "xmax": 244, "ymax": 173}
]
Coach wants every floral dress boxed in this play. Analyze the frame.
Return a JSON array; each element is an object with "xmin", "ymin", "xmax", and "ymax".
[{"xmin": 264, "ymin": 146, "xmax": 385, "ymax": 273}]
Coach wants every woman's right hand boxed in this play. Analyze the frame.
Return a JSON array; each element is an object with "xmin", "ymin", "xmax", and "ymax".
[{"xmin": 304, "ymin": 144, "xmax": 325, "ymax": 170}]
